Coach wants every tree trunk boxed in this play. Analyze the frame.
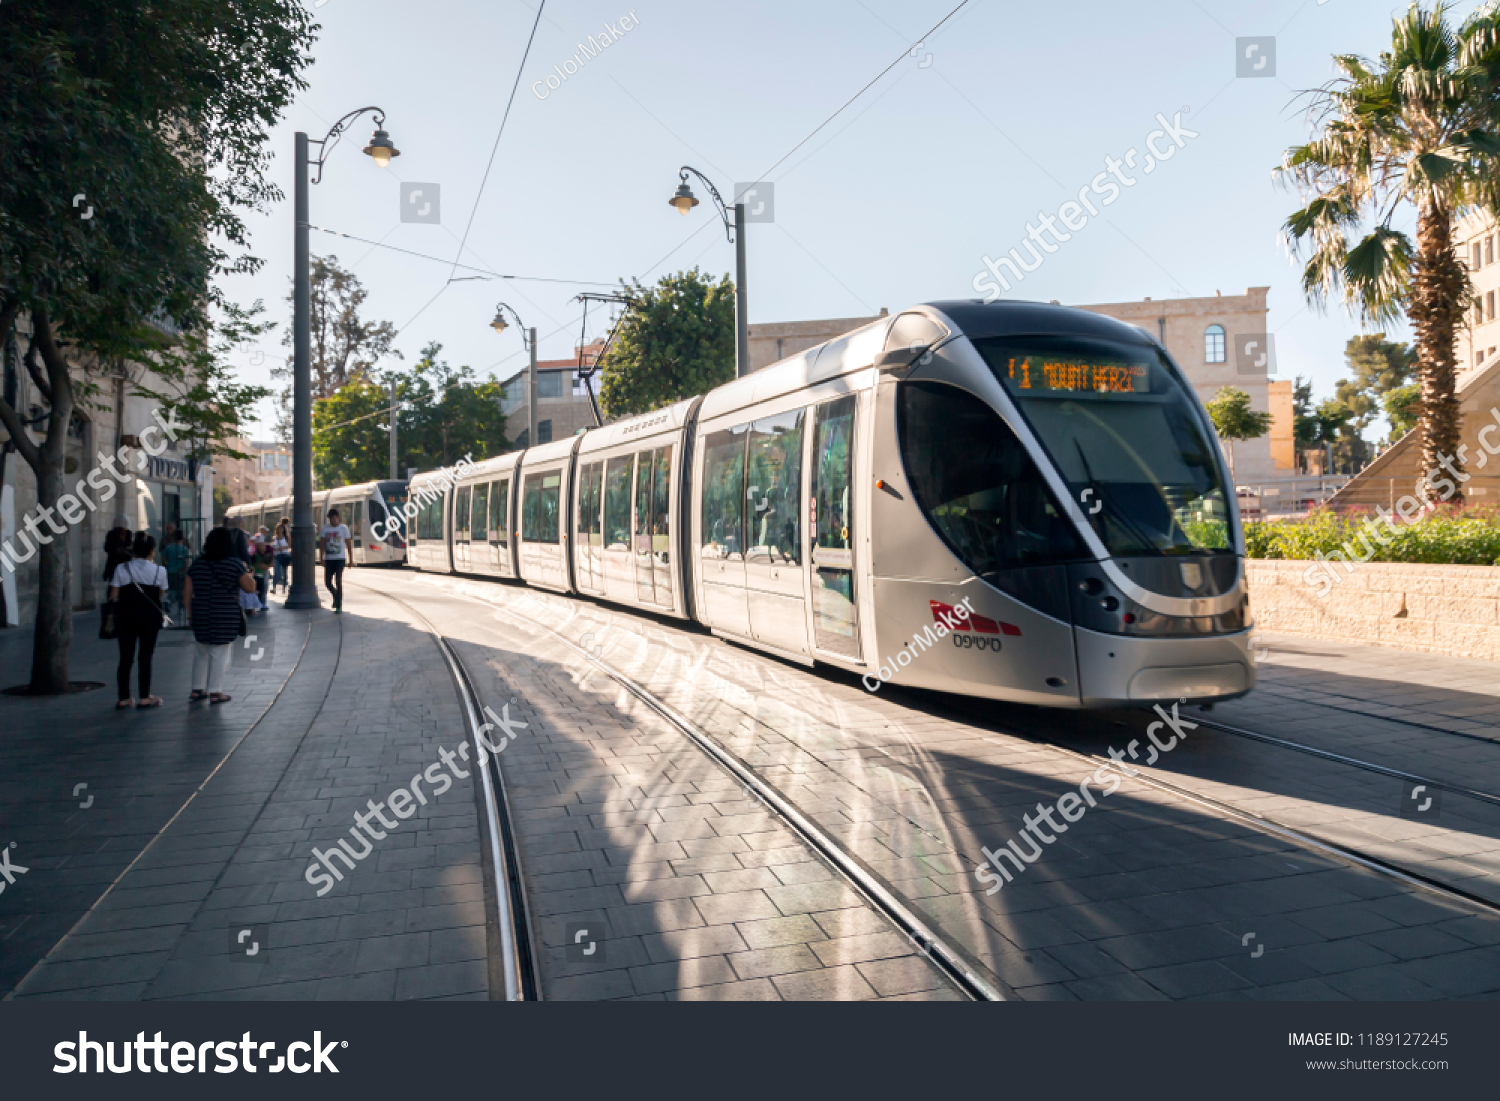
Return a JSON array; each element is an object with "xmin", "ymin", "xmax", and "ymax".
[
  {"xmin": 27, "ymin": 310, "xmax": 76, "ymax": 694},
  {"xmin": 1410, "ymin": 203, "xmax": 1465, "ymax": 497}
]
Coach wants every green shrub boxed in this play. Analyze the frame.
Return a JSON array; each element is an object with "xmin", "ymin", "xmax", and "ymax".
[{"xmin": 1242, "ymin": 506, "xmax": 1500, "ymax": 566}]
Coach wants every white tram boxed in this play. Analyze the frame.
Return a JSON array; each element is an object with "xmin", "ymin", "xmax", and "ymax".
[
  {"xmin": 406, "ymin": 300, "xmax": 1255, "ymax": 708},
  {"xmin": 226, "ymin": 479, "xmax": 410, "ymax": 566}
]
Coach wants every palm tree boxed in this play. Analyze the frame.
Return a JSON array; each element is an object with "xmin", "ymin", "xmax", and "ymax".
[{"xmin": 1280, "ymin": 2, "xmax": 1500, "ymax": 494}]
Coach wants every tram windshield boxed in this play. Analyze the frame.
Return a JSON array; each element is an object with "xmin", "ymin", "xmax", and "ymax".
[{"xmin": 971, "ymin": 335, "xmax": 1234, "ymax": 557}]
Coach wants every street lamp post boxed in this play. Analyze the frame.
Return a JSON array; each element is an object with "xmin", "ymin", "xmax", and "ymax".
[
  {"xmin": 287, "ymin": 108, "xmax": 398, "ymax": 610},
  {"xmin": 491, "ymin": 304, "xmax": 537, "ymax": 447},
  {"xmin": 669, "ymin": 167, "xmax": 749, "ymax": 378}
]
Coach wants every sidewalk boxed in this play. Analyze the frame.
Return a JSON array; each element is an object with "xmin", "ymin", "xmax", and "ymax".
[{"xmin": 0, "ymin": 585, "xmax": 489, "ymax": 1000}]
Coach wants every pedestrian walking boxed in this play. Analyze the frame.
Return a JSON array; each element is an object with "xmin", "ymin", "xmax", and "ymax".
[
  {"xmin": 109, "ymin": 532, "xmax": 168, "ymax": 710},
  {"xmin": 183, "ymin": 526, "xmax": 255, "ymax": 704},
  {"xmin": 272, "ymin": 518, "xmax": 292, "ymax": 594},
  {"xmin": 251, "ymin": 527, "xmax": 273, "ymax": 613},
  {"xmin": 321, "ymin": 508, "xmax": 351, "ymax": 613}
]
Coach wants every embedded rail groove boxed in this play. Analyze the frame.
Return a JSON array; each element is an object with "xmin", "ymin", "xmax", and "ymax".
[
  {"xmin": 367, "ymin": 586, "xmax": 541, "ymax": 1001},
  {"xmin": 1184, "ymin": 712, "xmax": 1500, "ymax": 811}
]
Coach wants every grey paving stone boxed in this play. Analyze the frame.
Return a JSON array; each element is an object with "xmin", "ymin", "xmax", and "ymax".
[
  {"xmin": 771, "ymin": 963, "xmax": 879, "ymax": 1001},
  {"xmin": 728, "ymin": 944, "xmax": 822, "ymax": 980},
  {"xmin": 395, "ymin": 960, "xmax": 487, "ymax": 1000},
  {"xmin": 628, "ymin": 955, "xmax": 738, "ymax": 995}
]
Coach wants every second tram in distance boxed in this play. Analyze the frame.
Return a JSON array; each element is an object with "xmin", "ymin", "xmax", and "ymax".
[{"xmin": 405, "ymin": 299, "xmax": 1255, "ymax": 708}]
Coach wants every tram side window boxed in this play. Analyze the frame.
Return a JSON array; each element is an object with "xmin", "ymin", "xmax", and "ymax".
[
  {"xmin": 652, "ymin": 446, "xmax": 672, "ymax": 541},
  {"xmin": 454, "ymin": 486, "xmax": 471, "ymax": 542},
  {"xmin": 746, "ymin": 410, "xmax": 803, "ymax": 565},
  {"xmin": 417, "ymin": 491, "xmax": 444, "ymax": 540},
  {"xmin": 492, "ymin": 479, "xmax": 510, "ymax": 543},
  {"xmin": 578, "ymin": 464, "xmax": 602, "ymax": 539},
  {"xmin": 603, "ymin": 457, "xmax": 633, "ymax": 549},
  {"xmin": 633, "ymin": 450, "xmax": 654, "ymax": 542},
  {"xmin": 700, "ymin": 426, "xmax": 747, "ymax": 559},
  {"xmin": 471, "ymin": 483, "xmax": 489, "ymax": 542},
  {"xmin": 897, "ymin": 381, "xmax": 1084, "ymax": 575},
  {"xmin": 522, "ymin": 472, "xmax": 561, "ymax": 544}
]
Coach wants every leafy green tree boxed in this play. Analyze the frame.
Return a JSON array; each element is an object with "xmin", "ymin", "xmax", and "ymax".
[
  {"xmin": 1384, "ymin": 382, "xmax": 1423, "ymax": 440},
  {"xmin": 272, "ymin": 254, "xmax": 400, "ymax": 440},
  {"xmin": 1205, "ymin": 386, "xmax": 1273, "ymax": 483},
  {"xmin": 400, "ymin": 344, "xmax": 509, "ymax": 469},
  {"xmin": 310, "ymin": 342, "xmax": 508, "ymax": 486},
  {"xmin": 0, "ymin": 0, "xmax": 314, "ymax": 693},
  {"xmin": 1292, "ymin": 375, "xmax": 1320, "ymax": 471},
  {"xmin": 1307, "ymin": 398, "xmax": 1356, "ymax": 474},
  {"xmin": 213, "ymin": 484, "xmax": 234, "ymax": 525},
  {"xmin": 1335, "ymin": 333, "xmax": 1417, "ymax": 436},
  {"xmin": 1280, "ymin": 3, "xmax": 1500, "ymax": 494},
  {"xmin": 312, "ymin": 377, "xmax": 389, "ymax": 487},
  {"xmin": 600, "ymin": 269, "xmax": 734, "ymax": 420}
]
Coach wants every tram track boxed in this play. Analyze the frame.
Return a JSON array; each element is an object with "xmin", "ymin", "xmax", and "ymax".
[
  {"xmin": 1184, "ymin": 713, "xmax": 1500, "ymax": 811},
  {"xmin": 366, "ymin": 586, "xmax": 541, "ymax": 1002},
  {"xmin": 371, "ymin": 569, "xmax": 1500, "ymax": 997},
  {"xmin": 515, "ymin": 587, "xmax": 1500, "ymax": 927},
  {"xmin": 362, "ymin": 574, "xmax": 1003, "ymax": 1002}
]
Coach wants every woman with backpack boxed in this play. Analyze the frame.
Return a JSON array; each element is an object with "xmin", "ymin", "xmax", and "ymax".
[
  {"xmin": 108, "ymin": 532, "xmax": 168, "ymax": 710},
  {"xmin": 183, "ymin": 526, "xmax": 256, "ymax": 704}
]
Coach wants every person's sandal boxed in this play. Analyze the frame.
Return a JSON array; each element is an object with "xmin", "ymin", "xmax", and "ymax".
[
  {"xmin": 209, "ymin": 693, "xmax": 231, "ymax": 705},
  {"xmin": 189, "ymin": 690, "xmax": 208, "ymax": 701},
  {"xmin": 137, "ymin": 696, "xmax": 163, "ymax": 709},
  {"xmin": 115, "ymin": 698, "xmax": 134, "ymax": 710}
]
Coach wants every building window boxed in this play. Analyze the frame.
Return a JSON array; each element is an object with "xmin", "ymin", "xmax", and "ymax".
[
  {"xmin": 1475, "ymin": 242, "xmax": 1484, "ymax": 269},
  {"xmin": 1204, "ymin": 324, "xmax": 1226, "ymax": 363},
  {"xmin": 1488, "ymin": 291, "xmax": 1495, "ymax": 321},
  {"xmin": 776, "ymin": 338, "xmax": 784, "ymax": 360},
  {"xmin": 537, "ymin": 371, "xmax": 564, "ymax": 399},
  {"xmin": 1488, "ymin": 236, "xmax": 1495, "ymax": 265},
  {"xmin": 538, "ymin": 419, "xmax": 553, "ymax": 445}
]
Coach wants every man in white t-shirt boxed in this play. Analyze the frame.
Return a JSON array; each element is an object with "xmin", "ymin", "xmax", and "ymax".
[{"xmin": 320, "ymin": 508, "xmax": 352, "ymax": 613}]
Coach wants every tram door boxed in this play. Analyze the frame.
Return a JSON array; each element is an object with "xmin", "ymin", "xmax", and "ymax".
[{"xmin": 810, "ymin": 396, "xmax": 861, "ymax": 659}]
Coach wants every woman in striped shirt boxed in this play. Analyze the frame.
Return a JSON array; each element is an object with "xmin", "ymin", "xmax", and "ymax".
[{"xmin": 183, "ymin": 526, "xmax": 256, "ymax": 704}]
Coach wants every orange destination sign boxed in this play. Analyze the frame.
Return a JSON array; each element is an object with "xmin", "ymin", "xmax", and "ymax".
[{"xmin": 1004, "ymin": 356, "xmax": 1149, "ymax": 395}]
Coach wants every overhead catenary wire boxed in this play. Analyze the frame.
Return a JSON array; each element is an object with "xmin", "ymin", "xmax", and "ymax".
[
  {"xmin": 446, "ymin": 0, "xmax": 548, "ymax": 284},
  {"xmin": 312, "ymin": 2, "xmax": 975, "ymax": 438},
  {"xmin": 309, "ymin": 225, "xmax": 617, "ymax": 287}
]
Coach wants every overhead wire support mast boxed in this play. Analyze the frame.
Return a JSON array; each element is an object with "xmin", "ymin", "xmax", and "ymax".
[{"xmin": 574, "ymin": 292, "xmax": 632, "ymax": 429}]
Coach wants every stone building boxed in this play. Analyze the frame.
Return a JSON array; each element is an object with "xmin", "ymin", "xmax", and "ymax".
[
  {"xmin": 0, "ymin": 316, "xmax": 214, "ymax": 629},
  {"xmin": 215, "ymin": 439, "xmax": 293, "ymax": 508},
  {"xmin": 499, "ymin": 340, "xmax": 604, "ymax": 448}
]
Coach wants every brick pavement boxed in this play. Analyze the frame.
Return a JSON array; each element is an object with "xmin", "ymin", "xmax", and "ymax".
[
  {"xmin": 351, "ymin": 571, "xmax": 964, "ymax": 1001},
  {"xmin": 2, "ymin": 586, "xmax": 490, "ymax": 1001},
  {"xmin": 395, "ymin": 571, "xmax": 1500, "ymax": 1001}
]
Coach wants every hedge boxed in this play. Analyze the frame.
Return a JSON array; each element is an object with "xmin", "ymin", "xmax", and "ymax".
[{"xmin": 1242, "ymin": 505, "xmax": 1500, "ymax": 566}]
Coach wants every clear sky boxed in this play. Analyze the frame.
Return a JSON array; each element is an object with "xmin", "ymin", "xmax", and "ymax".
[{"xmin": 218, "ymin": 0, "xmax": 1472, "ymax": 437}]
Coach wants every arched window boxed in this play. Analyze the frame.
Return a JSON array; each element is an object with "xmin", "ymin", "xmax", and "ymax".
[{"xmin": 1205, "ymin": 324, "xmax": 1226, "ymax": 364}]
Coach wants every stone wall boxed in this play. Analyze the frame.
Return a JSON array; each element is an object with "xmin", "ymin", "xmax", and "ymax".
[{"xmin": 1247, "ymin": 559, "xmax": 1500, "ymax": 662}]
